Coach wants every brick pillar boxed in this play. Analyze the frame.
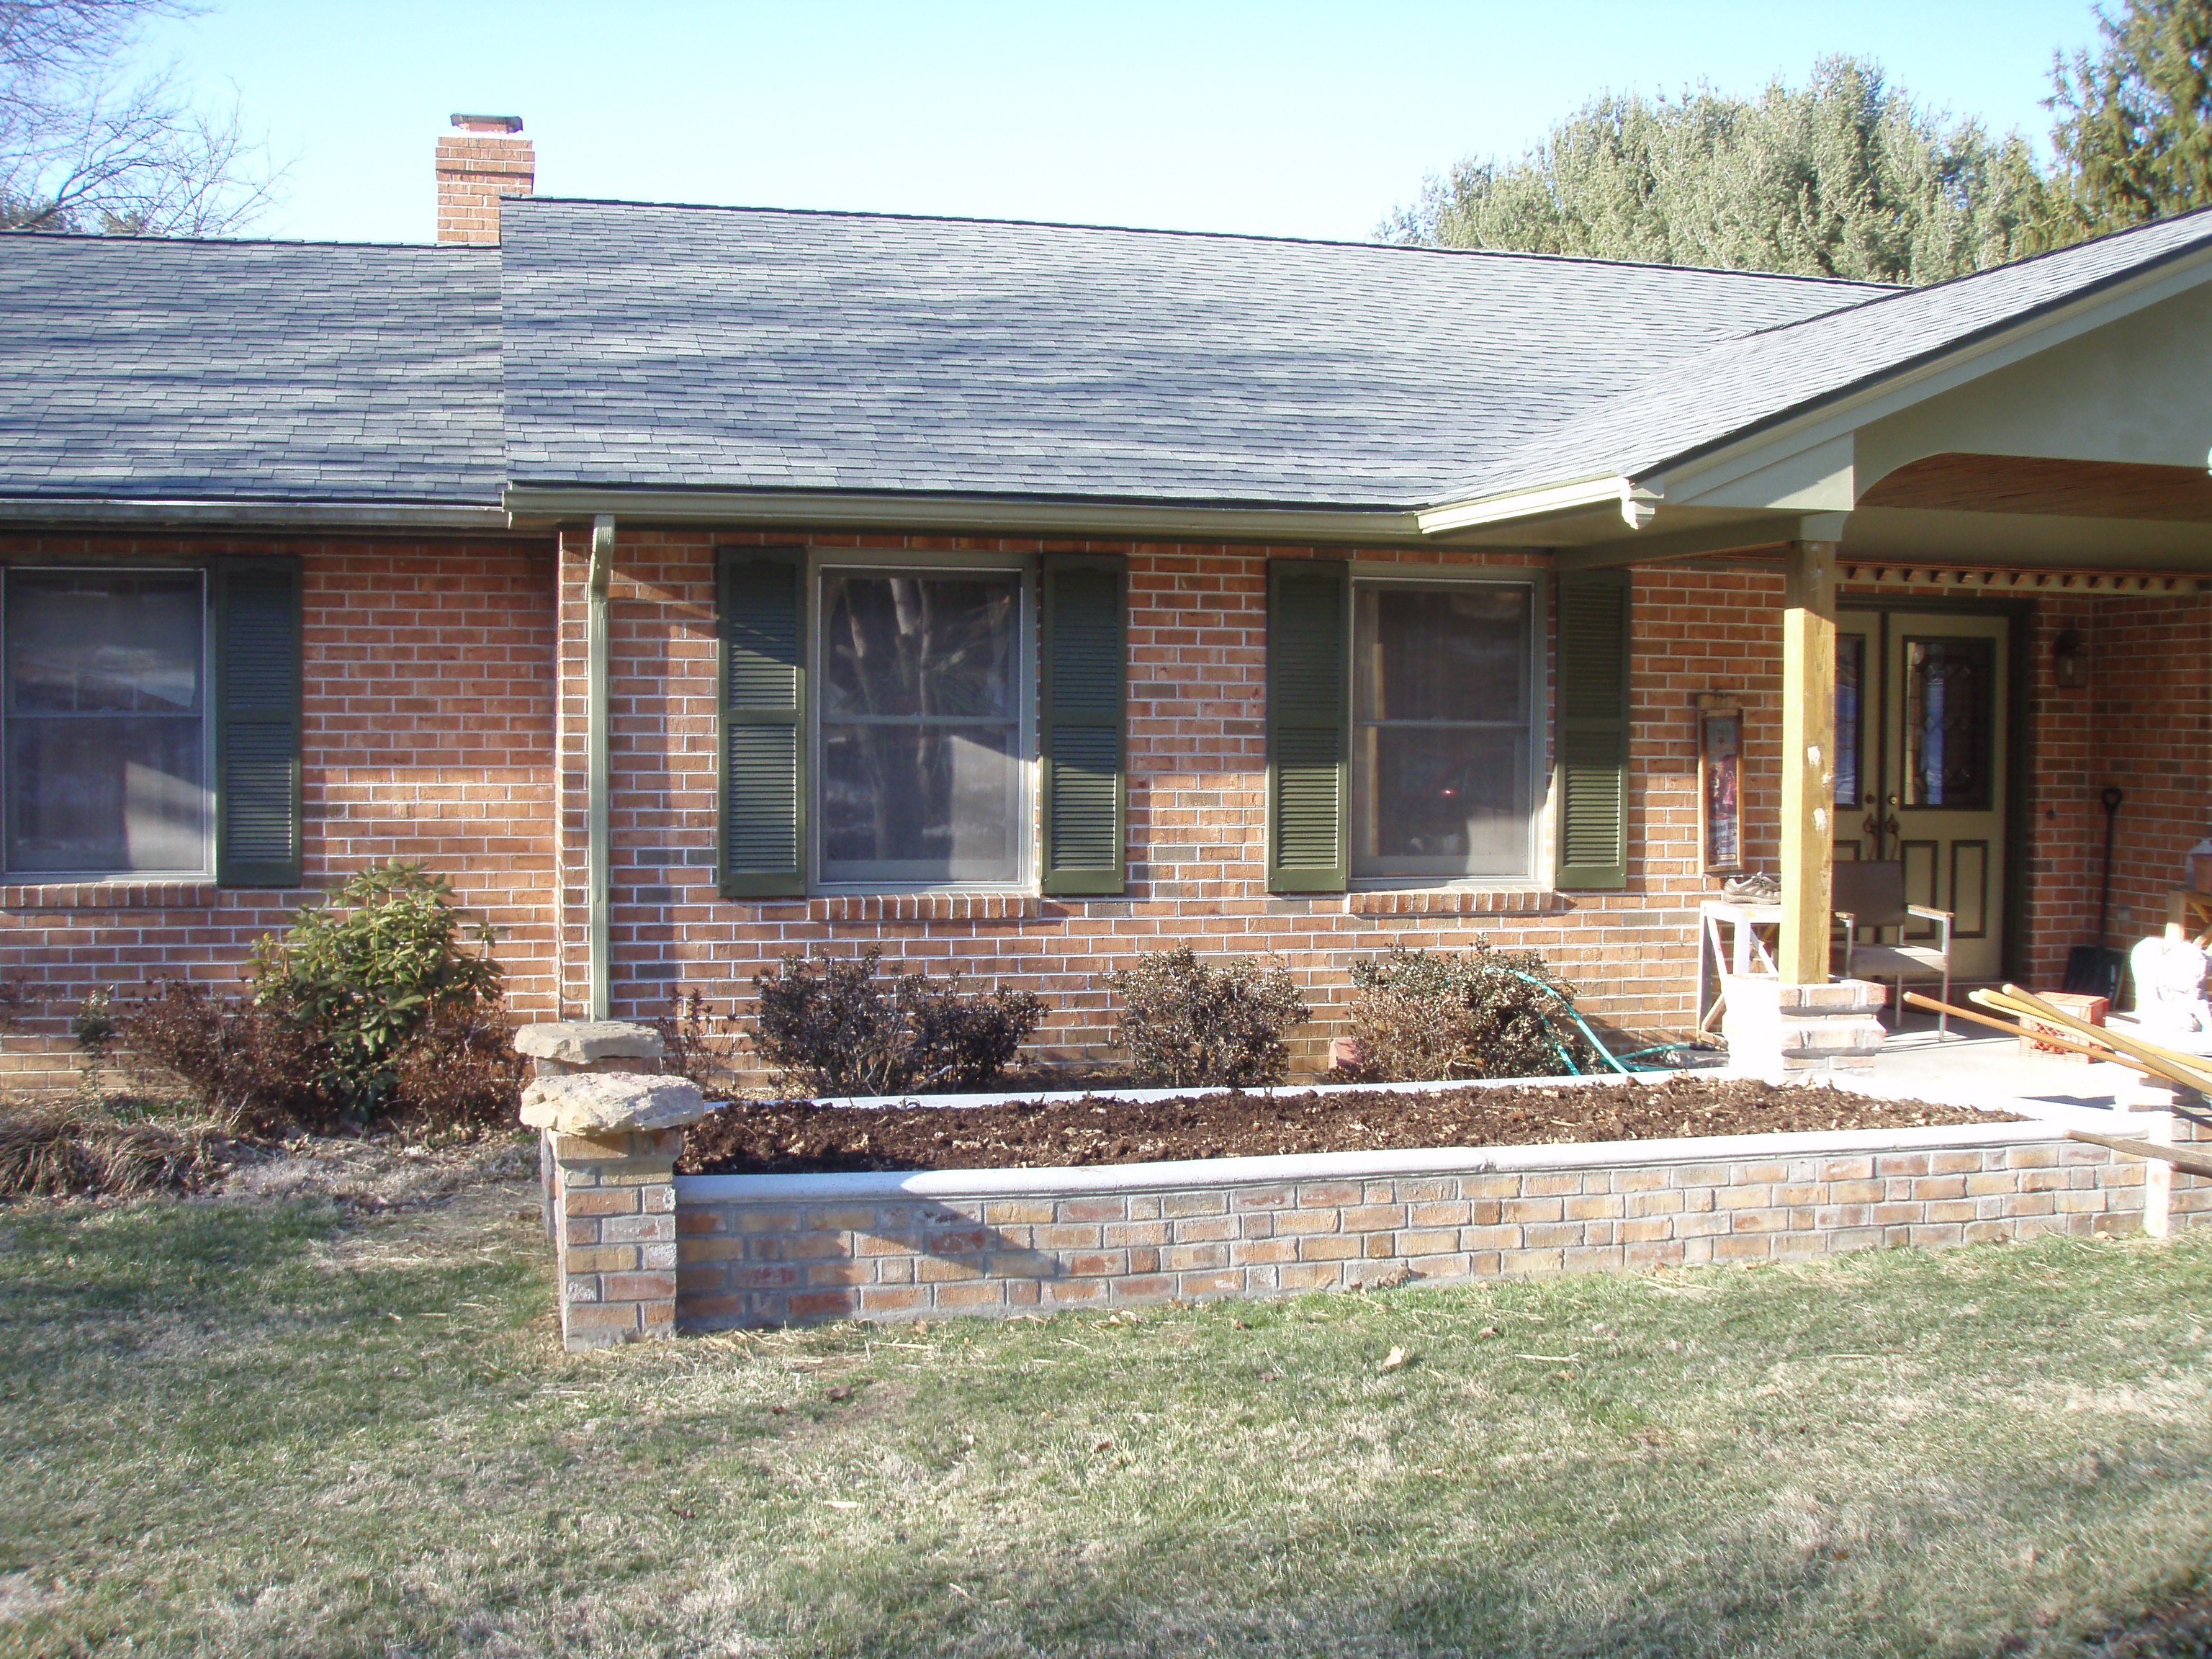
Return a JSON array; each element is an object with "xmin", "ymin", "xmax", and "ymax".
[
  {"xmin": 518, "ymin": 1020, "xmax": 706, "ymax": 1351},
  {"xmin": 548, "ymin": 1125, "xmax": 684, "ymax": 1346}
]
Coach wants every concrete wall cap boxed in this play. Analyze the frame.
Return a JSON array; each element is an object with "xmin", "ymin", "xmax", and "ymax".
[
  {"xmin": 521, "ymin": 1072, "xmax": 706, "ymax": 1134},
  {"xmin": 513, "ymin": 1020, "xmax": 666, "ymax": 1064}
]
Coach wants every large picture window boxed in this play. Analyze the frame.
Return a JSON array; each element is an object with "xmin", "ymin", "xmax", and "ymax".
[
  {"xmin": 817, "ymin": 567, "xmax": 1026, "ymax": 886},
  {"xmin": 1350, "ymin": 579, "xmax": 1536, "ymax": 881},
  {"xmin": 3, "ymin": 569, "xmax": 211, "ymax": 876}
]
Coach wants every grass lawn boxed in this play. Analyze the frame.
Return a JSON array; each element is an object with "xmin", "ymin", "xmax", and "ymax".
[{"xmin": 3, "ymin": 1164, "xmax": 2210, "ymax": 1658}]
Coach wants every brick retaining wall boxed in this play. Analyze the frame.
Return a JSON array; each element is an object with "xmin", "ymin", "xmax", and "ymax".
[{"xmin": 671, "ymin": 1119, "xmax": 2208, "ymax": 1329}]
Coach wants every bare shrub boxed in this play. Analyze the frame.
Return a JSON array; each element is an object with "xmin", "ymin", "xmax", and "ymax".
[
  {"xmin": 386, "ymin": 999, "xmax": 525, "ymax": 1138},
  {"xmin": 1342, "ymin": 943, "xmax": 1596, "ymax": 1082},
  {"xmin": 751, "ymin": 948, "xmax": 1047, "ymax": 1097},
  {"xmin": 651, "ymin": 989, "xmax": 743, "ymax": 1100},
  {"xmin": 1105, "ymin": 948, "xmax": 1309, "ymax": 1088},
  {"xmin": 113, "ymin": 980, "xmax": 325, "ymax": 1132}
]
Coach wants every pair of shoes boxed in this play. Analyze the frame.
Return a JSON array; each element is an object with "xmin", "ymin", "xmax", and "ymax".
[{"xmin": 1721, "ymin": 871, "xmax": 1780, "ymax": 901}]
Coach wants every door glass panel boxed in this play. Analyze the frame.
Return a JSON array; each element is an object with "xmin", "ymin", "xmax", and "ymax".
[
  {"xmin": 1833, "ymin": 634, "xmax": 1863, "ymax": 809},
  {"xmin": 1902, "ymin": 637, "xmax": 1995, "ymax": 810}
]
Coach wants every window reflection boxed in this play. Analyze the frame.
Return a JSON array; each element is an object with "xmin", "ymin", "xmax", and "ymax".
[
  {"xmin": 820, "ymin": 572, "xmax": 1022, "ymax": 883},
  {"xmin": 4, "ymin": 571, "xmax": 208, "ymax": 874},
  {"xmin": 1351, "ymin": 583, "xmax": 1533, "ymax": 879}
]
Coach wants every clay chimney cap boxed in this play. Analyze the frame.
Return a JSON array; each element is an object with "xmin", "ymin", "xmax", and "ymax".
[{"xmin": 450, "ymin": 113, "xmax": 523, "ymax": 132}]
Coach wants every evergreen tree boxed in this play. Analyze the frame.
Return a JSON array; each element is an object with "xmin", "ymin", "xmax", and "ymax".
[
  {"xmin": 1384, "ymin": 56, "xmax": 2067, "ymax": 284},
  {"xmin": 2049, "ymin": 0, "xmax": 2212, "ymax": 231}
]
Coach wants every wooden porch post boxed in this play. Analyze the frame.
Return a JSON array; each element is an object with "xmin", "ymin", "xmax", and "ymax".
[{"xmin": 1779, "ymin": 540, "xmax": 1838, "ymax": 985}]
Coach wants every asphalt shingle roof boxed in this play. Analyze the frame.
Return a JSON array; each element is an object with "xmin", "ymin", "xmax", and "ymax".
[
  {"xmin": 498, "ymin": 198, "xmax": 1885, "ymax": 507},
  {"xmin": 1452, "ymin": 204, "xmax": 2212, "ymax": 502},
  {"xmin": 0, "ymin": 235, "xmax": 503, "ymax": 508},
  {"xmin": 6, "ymin": 199, "xmax": 2212, "ymax": 518}
]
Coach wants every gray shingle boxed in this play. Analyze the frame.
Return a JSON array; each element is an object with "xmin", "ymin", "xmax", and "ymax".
[
  {"xmin": 498, "ymin": 199, "xmax": 1884, "ymax": 507},
  {"xmin": 0, "ymin": 235, "xmax": 503, "ymax": 507},
  {"xmin": 1455, "ymin": 205, "xmax": 2212, "ymax": 500}
]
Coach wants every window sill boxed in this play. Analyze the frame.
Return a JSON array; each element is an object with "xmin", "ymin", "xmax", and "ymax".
[
  {"xmin": 809, "ymin": 893, "xmax": 1040, "ymax": 922},
  {"xmin": 1343, "ymin": 888, "xmax": 1570, "ymax": 917},
  {"xmin": 0, "ymin": 879, "xmax": 219, "ymax": 912}
]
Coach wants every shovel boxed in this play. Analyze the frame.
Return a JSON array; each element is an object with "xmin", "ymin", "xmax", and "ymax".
[{"xmin": 2062, "ymin": 787, "xmax": 2128, "ymax": 999}]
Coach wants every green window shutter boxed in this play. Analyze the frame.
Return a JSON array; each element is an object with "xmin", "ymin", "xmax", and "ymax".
[
  {"xmin": 213, "ymin": 556, "xmax": 302, "ymax": 888},
  {"xmin": 1040, "ymin": 553, "xmax": 1126, "ymax": 896},
  {"xmin": 717, "ymin": 547, "xmax": 806, "ymax": 898},
  {"xmin": 1266, "ymin": 558, "xmax": 1348, "ymax": 894},
  {"xmin": 1555, "ymin": 568, "xmax": 1632, "ymax": 891}
]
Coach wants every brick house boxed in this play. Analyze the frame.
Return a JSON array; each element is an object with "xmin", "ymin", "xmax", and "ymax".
[{"xmin": 1, "ymin": 115, "xmax": 2208, "ymax": 1090}]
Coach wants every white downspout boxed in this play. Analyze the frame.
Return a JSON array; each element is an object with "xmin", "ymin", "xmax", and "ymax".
[{"xmin": 587, "ymin": 513, "xmax": 613, "ymax": 1020}]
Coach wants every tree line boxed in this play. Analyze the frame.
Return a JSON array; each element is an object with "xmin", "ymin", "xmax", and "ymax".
[{"xmin": 1383, "ymin": 0, "xmax": 2212, "ymax": 284}]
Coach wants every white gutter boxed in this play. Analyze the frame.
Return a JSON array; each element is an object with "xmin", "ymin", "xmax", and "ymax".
[
  {"xmin": 1413, "ymin": 475, "xmax": 1659, "ymax": 536},
  {"xmin": 586, "ymin": 514, "xmax": 613, "ymax": 1021}
]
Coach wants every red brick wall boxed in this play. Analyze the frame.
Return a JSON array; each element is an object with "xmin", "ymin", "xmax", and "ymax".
[
  {"xmin": 575, "ymin": 531, "xmax": 1794, "ymax": 1076},
  {"xmin": 2019, "ymin": 589, "xmax": 2212, "ymax": 989},
  {"xmin": 0, "ymin": 534, "xmax": 559, "ymax": 1092}
]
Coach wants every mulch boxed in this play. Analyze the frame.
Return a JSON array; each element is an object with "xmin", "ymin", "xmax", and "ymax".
[{"xmin": 678, "ymin": 1074, "xmax": 2020, "ymax": 1176}]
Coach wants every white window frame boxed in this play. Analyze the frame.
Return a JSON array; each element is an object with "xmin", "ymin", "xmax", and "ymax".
[
  {"xmin": 807, "ymin": 548, "xmax": 1036, "ymax": 895},
  {"xmin": 0, "ymin": 562, "xmax": 217, "ymax": 883},
  {"xmin": 1346, "ymin": 562, "xmax": 1547, "ymax": 891}
]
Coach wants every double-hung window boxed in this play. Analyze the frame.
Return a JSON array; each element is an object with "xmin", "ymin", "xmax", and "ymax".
[
  {"xmin": 817, "ymin": 565, "xmax": 1028, "ymax": 886},
  {"xmin": 1350, "ymin": 580, "xmax": 1537, "ymax": 882},
  {"xmin": 0, "ymin": 559, "xmax": 302, "ymax": 886},
  {"xmin": 3, "ymin": 568, "xmax": 212, "ymax": 876}
]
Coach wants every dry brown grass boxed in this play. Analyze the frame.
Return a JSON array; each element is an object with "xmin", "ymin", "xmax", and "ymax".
[{"xmin": 0, "ymin": 1106, "xmax": 238, "ymax": 1198}]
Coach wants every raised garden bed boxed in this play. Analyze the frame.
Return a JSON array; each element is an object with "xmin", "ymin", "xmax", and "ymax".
[{"xmin": 678, "ymin": 1074, "xmax": 2018, "ymax": 1176}]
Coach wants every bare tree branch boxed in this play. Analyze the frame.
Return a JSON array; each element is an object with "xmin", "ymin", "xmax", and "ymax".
[{"xmin": 0, "ymin": 0, "xmax": 282, "ymax": 236}]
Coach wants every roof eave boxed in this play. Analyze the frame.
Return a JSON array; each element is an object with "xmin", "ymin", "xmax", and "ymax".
[
  {"xmin": 500, "ymin": 484, "xmax": 1431, "ymax": 544},
  {"xmin": 0, "ymin": 496, "xmax": 513, "ymax": 531}
]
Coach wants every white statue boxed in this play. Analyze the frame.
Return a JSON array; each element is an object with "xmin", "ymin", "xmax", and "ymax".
[{"xmin": 2131, "ymin": 927, "xmax": 2212, "ymax": 1038}]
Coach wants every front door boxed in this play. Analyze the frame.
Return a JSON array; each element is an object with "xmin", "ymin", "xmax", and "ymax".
[{"xmin": 1833, "ymin": 609, "xmax": 2008, "ymax": 981}]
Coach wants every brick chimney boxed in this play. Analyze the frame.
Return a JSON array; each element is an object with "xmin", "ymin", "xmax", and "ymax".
[{"xmin": 436, "ymin": 114, "xmax": 533, "ymax": 245}]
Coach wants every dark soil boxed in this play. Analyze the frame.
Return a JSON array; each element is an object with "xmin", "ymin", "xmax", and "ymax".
[{"xmin": 678, "ymin": 1075, "xmax": 2020, "ymax": 1176}]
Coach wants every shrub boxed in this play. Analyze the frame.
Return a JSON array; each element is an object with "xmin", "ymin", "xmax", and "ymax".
[
  {"xmin": 248, "ymin": 861, "xmax": 503, "ymax": 1116},
  {"xmin": 105, "ymin": 863, "xmax": 521, "ymax": 1137},
  {"xmin": 1105, "ymin": 947, "xmax": 1309, "ymax": 1088},
  {"xmin": 1342, "ymin": 942, "xmax": 1596, "ymax": 1082},
  {"xmin": 750, "ymin": 949, "xmax": 1046, "ymax": 1097}
]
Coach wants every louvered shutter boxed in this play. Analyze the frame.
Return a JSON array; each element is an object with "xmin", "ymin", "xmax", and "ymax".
[
  {"xmin": 717, "ymin": 548, "xmax": 806, "ymax": 897},
  {"xmin": 1555, "ymin": 569, "xmax": 1631, "ymax": 891},
  {"xmin": 1040, "ymin": 553, "xmax": 1126, "ymax": 896},
  {"xmin": 1266, "ymin": 558, "xmax": 1349, "ymax": 894},
  {"xmin": 213, "ymin": 556, "xmax": 302, "ymax": 888}
]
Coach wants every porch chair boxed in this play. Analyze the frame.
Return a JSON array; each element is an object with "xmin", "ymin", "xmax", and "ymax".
[{"xmin": 1830, "ymin": 859, "xmax": 1956, "ymax": 1036}]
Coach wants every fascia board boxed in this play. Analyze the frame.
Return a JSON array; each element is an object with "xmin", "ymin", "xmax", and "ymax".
[
  {"xmin": 501, "ymin": 485, "xmax": 1427, "ymax": 544},
  {"xmin": 0, "ymin": 496, "xmax": 511, "ymax": 531},
  {"xmin": 1656, "ymin": 243, "xmax": 2212, "ymax": 505}
]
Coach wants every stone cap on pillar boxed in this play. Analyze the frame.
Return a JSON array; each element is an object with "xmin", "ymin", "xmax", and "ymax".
[
  {"xmin": 514, "ymin": 1020, "xmax": 666, "ymax": 1066},
  {"xmin": 521, "ymin": 1072, "xmax": 708, "ymax": 1135}
]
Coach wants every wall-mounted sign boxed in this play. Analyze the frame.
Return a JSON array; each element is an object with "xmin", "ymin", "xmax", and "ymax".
[{"xmin": 1698, "ymin": 695, "xmax": 1743, "ymax": 875}]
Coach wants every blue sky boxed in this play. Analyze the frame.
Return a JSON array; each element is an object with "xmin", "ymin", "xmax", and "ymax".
[{"xmin": 138, "ymin": 1, "xmax": 2108, "ymax": 245}]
